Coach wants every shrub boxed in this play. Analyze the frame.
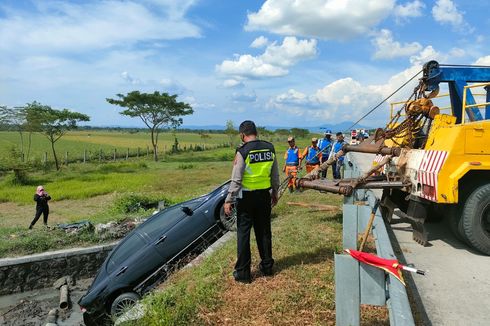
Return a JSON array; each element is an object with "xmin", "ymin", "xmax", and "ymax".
[
  {"xmin": 178, "ymin": 163, "xmax": 194, "ymax": 170},
  {"xmin": 113, "ymin": 193, "xmax": 172, "ymax": 213}
]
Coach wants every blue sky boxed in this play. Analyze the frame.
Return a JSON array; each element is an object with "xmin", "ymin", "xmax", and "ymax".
[{"xmin": 0, "ymin": 0, "xmax": 489, "ymax": 128}]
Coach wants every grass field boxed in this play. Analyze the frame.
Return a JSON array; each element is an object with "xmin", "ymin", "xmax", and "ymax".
[
  {"xmin": 0, "ymin": 130, "xmax": 235, "ymax": 164},
  {"xmin": 0, "ymin": 133, "xmax": 389, "ymax": 324},
  {"xmin": 0, "ymin": 133, "xmax": 319, "ymax": 257},
  {"xmin": 138, "ymin": 191, "xmax": 388, "ymax": 325}
]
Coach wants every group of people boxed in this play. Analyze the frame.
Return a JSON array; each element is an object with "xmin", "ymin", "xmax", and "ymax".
[
  {"xmin": 283, "ymin": 130, "xmax": 347, "ymax": 192},
  {"xmin": 224, "ymin": 120, "xmax": 349, "ymax": 284}
]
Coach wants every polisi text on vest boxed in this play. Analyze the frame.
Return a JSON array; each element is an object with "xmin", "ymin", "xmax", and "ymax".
[{"xmin": 249, "ymin": 151, "xmax": 273, "ymax": 163}]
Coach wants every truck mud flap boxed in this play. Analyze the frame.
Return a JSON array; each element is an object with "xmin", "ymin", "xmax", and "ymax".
[{"xmin": 407, "ymin": 197, "xmax": 429, "ymax": 246}]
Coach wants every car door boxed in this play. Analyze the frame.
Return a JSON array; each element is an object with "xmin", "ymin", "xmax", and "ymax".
[
  {"xmin": 105, "ymin": 232, "xmax": 165, "ymax": 288},
  {"xmin": 152, "ymin": 201, "xmax": 213, "ymax": 262}
]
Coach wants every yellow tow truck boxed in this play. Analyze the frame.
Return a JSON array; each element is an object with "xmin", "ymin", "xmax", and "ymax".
[{"xmin": 298, "ymin": 61, "xmax": 490, "ymax": 255}]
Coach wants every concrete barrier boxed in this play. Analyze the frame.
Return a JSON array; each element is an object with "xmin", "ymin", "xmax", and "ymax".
[{"xmin": 0, "ymin": 243, "xmax": 116, "ymax": 295}]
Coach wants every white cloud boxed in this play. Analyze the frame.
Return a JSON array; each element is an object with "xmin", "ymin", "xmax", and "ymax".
[
  {"xmin": 216, "ymin": 37, "xmax": 317, "ymax": 79},
  {"xmin": 372, "ymin": 29, "xmax": 422, "ymax": 59},
  {"xmin": 475, "ymin": 56, "xmax": 490, "ymax": 65},
  {"xmin": 231, "ymin": 92, "xmax": 257, "ymax": 103},
  {"xmin": 183, "ymin": 96, "xmax": 216, "ymax": 110},
  {"xmin": 245, "ymin": 0, "xmax": 394, "ymax": 40},
  {"xmin": 121, "ymin": 71, "xmax": 141, "ymax": 85},
  {"xmin": 0, "ymin": 0, "xmax": 200, "ymax": 54},
  {"xmin": 250, "ymin": 36, "xmax": 270, "ymax": 48},
  {"xmin": 432, "ymin": 0, "xmax": 464, "ymax": 28},
  {"xmin": 268, "ymin": 45, "xmax": 459, "ymax": 124},
  {"xmin": 409, "ymin": 46, "xmax": 444, "ymax": 65},
  {"xmin": 394, "ymin": 1, "xmax": 425, "ymax": 20},
  {"xmin": 448, "ymin": 47, "xmax": 466, "ymax": 58},
  {"xmin": 222, "ymin": 79, "xmax": 244, "ymax": 88}
]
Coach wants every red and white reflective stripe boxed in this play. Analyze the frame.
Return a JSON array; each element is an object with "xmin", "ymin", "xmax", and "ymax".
[
  {"xmin": 373, "ymin": 154, "xmax": 387, "ymax": 173},
  {"xmin": 373, "ymin": 154, "xmax": 384, "ymax": 163},
  {"xmin": 417, "ymin": 150, "xmax": 448, "ymax": 201}
]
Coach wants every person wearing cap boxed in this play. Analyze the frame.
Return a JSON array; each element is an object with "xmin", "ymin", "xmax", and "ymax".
[
  {"xmin": 302, "ymin": 137, "xmax": 322, "ymax": 173},
  {"xmin": 329, "ymin": 132, "xmax": 347, "ymax": 179},
  {"xmin": 317, "ymin": 130, "xmax": 333, "ymax": 179},
  {"xmin": 283, "ymin": 136, "xmax": 301, "ymax": 193},
  {"xmin": 224, "ymin": 120, "xmax": 280, "ymax": 283}
]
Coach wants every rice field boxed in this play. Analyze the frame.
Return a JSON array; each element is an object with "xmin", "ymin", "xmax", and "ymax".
[{"xmin": 0, "ymin": 130, "xmax": 234, "ymax": 163}]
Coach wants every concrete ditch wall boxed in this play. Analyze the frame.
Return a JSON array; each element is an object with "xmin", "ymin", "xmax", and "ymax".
[{"xmin": 0, "ymin": 243, "xmax": 116, "ymax": 295}]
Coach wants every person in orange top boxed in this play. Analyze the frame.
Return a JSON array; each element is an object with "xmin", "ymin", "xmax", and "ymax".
[
  {"xmin": 283, "ymin": 136, "xmax": 302, "ymax": 193},
  {"xmin": 302, "ymin": 137, "xmax": 322, "ymax": 173}
]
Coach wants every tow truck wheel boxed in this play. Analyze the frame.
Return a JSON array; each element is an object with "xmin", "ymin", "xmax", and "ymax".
[
  {"xmin": 110, "ymin": 292, "xmax": 140, "ymax": 317},
  {"xmin": 448, "ymin": 205, "xmax": 469, "ymax": 244},
  {"xmin": 461, "ymin": 184, "xmax": 490, "ymax": 255}
]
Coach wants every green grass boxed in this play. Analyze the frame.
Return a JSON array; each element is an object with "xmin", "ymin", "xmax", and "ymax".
[
  {"xmin": 0, "ymin": 135, "xmax": 322, "ymax": 258},
  {"xmin": 0, "ymin": 130, "xmax": 235, "ymax": 164},
  {"xmin": 137, "ymin": 191, "xmax": 388, "ymax": 325}
]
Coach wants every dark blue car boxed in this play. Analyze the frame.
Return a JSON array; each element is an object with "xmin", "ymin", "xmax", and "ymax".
[{"xmin": 79, "ymin": 181, "xmax": 235, "ymax": 325}]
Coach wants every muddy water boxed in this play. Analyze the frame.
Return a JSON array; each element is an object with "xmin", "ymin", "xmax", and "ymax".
[{"xmin": 0, "ymin": 279, "xmax": 92, "ymax": 326}]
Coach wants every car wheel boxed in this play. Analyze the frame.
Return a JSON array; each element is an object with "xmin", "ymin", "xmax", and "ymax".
[
  {"xmin": 219, "ymin": 204, "xmax": 237, "ymax": 231},
  {"xmin": 461, "ymin": 184, "xmax": 490, "ymax": 255},
  {"xmin": 110, "ymin": 292, "xmax": 140, "ymax": 317}
]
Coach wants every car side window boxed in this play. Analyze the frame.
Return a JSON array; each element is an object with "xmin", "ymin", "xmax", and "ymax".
[
  {"xmin": 107, "ymin": 233, "xmax": 146, "ymax": 274},
  {"xmin": 137, "ymin": 205, "xmax": 185, "ymax": 239}
]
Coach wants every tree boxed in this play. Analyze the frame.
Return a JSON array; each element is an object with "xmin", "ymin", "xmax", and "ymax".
[
  {"xmin": 257, "ymin": 126, "xmax": 273, "ymax": 140},
  {"xmin": 274, "ymin": 128, "xmax": 291, "ymax": 136},
  {"xmin": 290, "ymin": 127, "xmax": 310, "ymax": 139},
  {"xmin": 0, "ymin": 106, "xmax": 27, "ymax": 160},
  {"xmin": 225, "ymin": 120, "xmax": 238, "ymax": 146},
  {"xmin": 26, "ymin": 103, "xmax": 90, "ymax": 170},
  {"xmin": 107, "ymin": 91, "xmax": 193, "ymax": 161}
]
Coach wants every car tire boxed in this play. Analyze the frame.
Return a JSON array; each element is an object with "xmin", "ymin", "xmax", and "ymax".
[
  {"xmin": 219, "ymin": 204, "xmax": 237, "ymax": 231},
  {"xmin": 461, "ymin": 184, "xmax": 490, "ymax": 255},
  {"xmin": 110, "ymin": 292, "xmax": 140, "ymax": 317}
]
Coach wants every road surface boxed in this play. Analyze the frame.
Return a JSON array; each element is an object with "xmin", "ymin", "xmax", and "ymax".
[{"xmin": 348, "ymin": 152, "xmax": 490, "ymax": 326}]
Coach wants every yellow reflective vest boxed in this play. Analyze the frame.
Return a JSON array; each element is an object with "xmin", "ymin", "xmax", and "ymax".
[{"xmin": 237, "ymin": 140, "xmax": 276, "ymax": 190}]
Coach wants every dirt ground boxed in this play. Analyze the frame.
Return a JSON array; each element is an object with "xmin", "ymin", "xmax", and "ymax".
[
  {"xmin": 0, "ymin": 194, "xmax": 115, "ymax": 228},
  {"xmin": 0, "ymin": 278, "xmax": 92, "ymax": 326}
]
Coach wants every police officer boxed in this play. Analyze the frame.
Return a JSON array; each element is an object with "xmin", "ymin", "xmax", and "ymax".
[{"xmin": 224, "ymin": 120, "xmax": 280, "ymax": 283}]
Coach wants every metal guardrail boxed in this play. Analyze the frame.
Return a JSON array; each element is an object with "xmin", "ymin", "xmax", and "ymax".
[{"xmin": 334, "ymin": 154, "xmax": 414, "ymax": 326}]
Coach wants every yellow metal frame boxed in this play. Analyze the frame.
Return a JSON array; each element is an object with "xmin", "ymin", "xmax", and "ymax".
[{"xmin": 461, "ymin": 82, "xmax": 490, "ymax": 124}]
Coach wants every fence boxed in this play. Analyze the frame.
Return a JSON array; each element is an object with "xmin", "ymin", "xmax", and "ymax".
[
  {"xmin": 32, "ymin": 143, "xmax": 233, "ymax": 166},
  {"xmin": 334, "ymin": 154, "xmax": 414, "ymax": 326}
]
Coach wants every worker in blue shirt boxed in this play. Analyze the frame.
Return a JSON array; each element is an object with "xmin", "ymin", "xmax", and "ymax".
[
  {"xmin": 330, "ymin": 132, "xmax": 347, "ymax": 179},
  {"xmin": 317, "ymin": 130, "xmax": 333, "ymax": 179}
]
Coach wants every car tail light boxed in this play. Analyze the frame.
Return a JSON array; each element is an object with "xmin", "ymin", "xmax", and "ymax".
[{"xmin": 80, "ymin": 307, "xmax": 87, "ymax": 313}]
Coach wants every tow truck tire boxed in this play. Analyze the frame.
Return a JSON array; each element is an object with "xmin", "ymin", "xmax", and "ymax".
[
  {"xmin": 110, "ymin": 292, "xmax": 140, "ymax": 317},
  {"xmin": 448, "ymin": 205, "xmax": 469, "ymax": 244},
  {"xmin": 461, "ymin": 184, "xmax": 490, "ymax": 255}
]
